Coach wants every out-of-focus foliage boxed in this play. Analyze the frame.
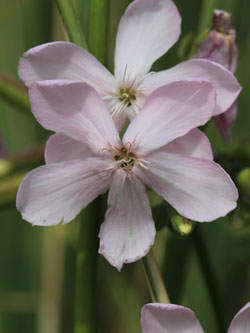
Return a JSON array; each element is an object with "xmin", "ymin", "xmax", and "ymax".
[{"xmin": 0, "ymin": 0, "xmax": 250, "ymax": 332}]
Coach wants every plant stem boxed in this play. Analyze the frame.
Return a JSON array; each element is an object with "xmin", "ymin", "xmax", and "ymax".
[
  {"xmin": 0, "ymin": 75, "xmax": 31, "ymax": 117},
  {"xmin": 197, "ymin": 0, "xmax": 219, "ymax": 34},
  {"xmin": 74, "ymin": 197, "xmax": 102, "ymax": 333},
  {"xmin": 141, "ymin": 250, "xmax": 170, "ymax": 303},
  {"xmin": 88, "ymin": 0, "xmax": 109, "ymax": 64},
  {"xmin": 192, "ymin": 226, "xmax": 226, "ymax": 332},
  {"xmin": 73, "ymin": 1, "xmax": 109, "ymax": 331},
  {"xmin": 55, "ymin": 0, "xmax": 87, "ymax": 49}
]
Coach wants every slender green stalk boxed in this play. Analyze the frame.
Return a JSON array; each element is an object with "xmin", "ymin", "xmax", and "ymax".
[
  {"xmin": 0, "ymin": 144, "xmax": 44, "ymax": 179},
  {"xmin": 141, "ymin": 250, "xmax": 170, "ymax": 303},
  {"xmin": 74, "ymin": 197, "xmax": 102, "ymax": 333},
  {"xmin": 192, "ymin": 226, "xmax": 226, "ymax": 332},
  {"xmin": 72, "ymin": 1, "xmax": 109, "ymax": 332},
  {"xmin": 0, "ymin": 75, "xmax": 31, "ymax": 117},
  {"xmin": 55, "ymin": 0, "xmax": 87, "ymax": 49},
  {"xmin": 88, "ymin": 0, "xmax": 109, "ymax": 64}
]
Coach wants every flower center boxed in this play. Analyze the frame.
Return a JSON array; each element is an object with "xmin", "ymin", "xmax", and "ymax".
[
  {"xmin": 113, "ymin": 147, "xmax": 136, "ymax": 172},
  {"xmin": 118, "ymin": 87, "xmax": 136, "ymax": 107},
  {"xmin": 103, "ymin": 67, "xmax": 150, "ymax": 118}
]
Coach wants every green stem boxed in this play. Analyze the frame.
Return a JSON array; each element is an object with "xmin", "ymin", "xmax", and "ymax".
[
  {"xmin": 88, "ymin": 0, "xmax": 109, "ymax": 63},
  {"xmin": 192, "ymin": 226, "xmax": 226, "ymax": 332},
  {"xmin": 55, "ymin": 0, "xmax": 87, "ymax": 49},
  {"xmin": 0, "ymin": 75, "xmax": 31, "ymax": 117},
  {"xmin": 0, "ymin": 144, "xmax": 44, "ymax": 178},
  {"xmin": 197, "ymin": 0, "xmax": 219, "ymax": 34},
  {"xmin": 141, "ymin": 250, "xmax": 170, "ymax": 303},
  {"xmin": 74, "ymin": 197, "xmax": 103, "ymax": 333},
  {"xmin": 73, "ymin": 1, "xmax": 109, "ymax": 332}
]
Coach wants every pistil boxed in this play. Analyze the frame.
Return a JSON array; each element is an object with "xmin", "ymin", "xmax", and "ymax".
[{"xmin": 113, "ymin": 147, "xmax": 136, "ymax": 172}]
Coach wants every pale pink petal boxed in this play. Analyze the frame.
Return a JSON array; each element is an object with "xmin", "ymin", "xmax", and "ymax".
[
  {"xmin": 114, "ymin": 0, "xmax": 181, "ymax": 80},
  {"xmin": 45, "ymin": 134, "xmax": 94, "ymax": 164},
  {"xmin": 142, "ymin": 59, "xmax": 241, "ymax": 115},
  {"xmin": 123, "ymin": 81, "xmax": 216, "ymax": 155},
  {"xmin": 194, "ymin": 31, "xmax": 238, "ymax": 74},
  {"xmin": 164, "ymin": 129, "xmax": 213, "ymax": 160},
  {"xmin": 141, "ymin": 303, "xmax": 204, "ymax": 333},
  {"xmin": 126, "ymin": 104, "xmax": 140, "ymax": 122},
  {"xmin": 29, "ymin": 81, "xmax": 120, "ymax": 154},
  {"xmin": 112, "ymin": 109, "xmax": 128, "ymax": 133},
  {"xmin": 228, "ymin": 302, "xmax": 250, "ymax": 333},
  {"xmin": 16, "ymin": 159, "xmax": 111, "ymax": 226},
  {"xmin": 18, "ymin": 41, "xmax": 117, "ymax": 92},
  {"xmin": 138, "ymin": 151, "xmax": 238, "ymax": 222},
  {"xmin": 214, "ymin": 102, "xmax": 237, "ymax": 143},
  {"xmin": 98, "ymin": 170, "xmax": 155, "ymax": 271}
]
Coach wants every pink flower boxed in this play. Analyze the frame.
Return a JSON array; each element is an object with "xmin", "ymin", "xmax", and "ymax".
[
  {"xmin": 18, "ymin": 0, "xmax": 241, "ymax": 132},
  {"xmin": 141, "ymin": 302, "xmax": 250, "ymax": 332},
  {"xmin": 194, "ymin": 9, "xmax": 239, "ymax": 142},
  {"xmin": 16, "ymin": 80, "xmax": 238, "ymax": 270}
]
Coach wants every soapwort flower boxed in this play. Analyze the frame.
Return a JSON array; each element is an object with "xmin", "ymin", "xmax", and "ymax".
[
  {"xmin": 16, "ymin": 80, "xmax": 238, "ymax": 270},
  {"xmin": 18, "ymin": 0, "xmax": 241, "ymax": 132},
  {"xmin": 141, "ymin": 302, "xmax": 250, "ymax": 333}
]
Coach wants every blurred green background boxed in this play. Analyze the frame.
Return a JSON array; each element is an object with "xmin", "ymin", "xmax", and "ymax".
[{"xmin": 0, "ymin": 0, "xmax": 250, "ymax": 332}]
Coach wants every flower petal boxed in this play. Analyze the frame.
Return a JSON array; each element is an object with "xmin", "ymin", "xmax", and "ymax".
[
  {"xmin": 29, "ymin": 81, "xmax": 120, "ymax": 154},
  {"xmin": 16, "ymin": 159, "xmax": 111, "ymax": 226},
  {"xmin": 141, "ymin": 303, "xmax": 204, "ymax": 333},
  {"xmin": 139, "ymin": 151, "xmax": 238, "ymax": 222},
  {"xmin": 164, "ymin": 129, "xmax": 213, "ymax": 160},
  {"xmin": 98, "ymin": 170, "xmax": 155, "ymax": 271},
  {"xmin": 214, "ymin": 102, "xmax": 237, "ymax": 143},
  {"xmin": 45, "ymin": 134, "xmax": 94, "ymax": 164},
  {"xmin": 123, "ymin": 80, "xmax": 216, "ymax": 155},
  {"xmin": 228, "ymin": 302, "xmax": 250, "ymax": 333},
  {"xmin": 112, "ymin": 109, "xmax": 128, "ymax": 133},
  {"xmin": 18, "ymin": 41, "xmax": 117, "ymax": 92},
  {"xmin": 114, "ymin": 0, "xmax": 181, "ymax": 79},
  {"xmin": 142, "ymin": 59, "xmax": 241, "ymax": 115}
]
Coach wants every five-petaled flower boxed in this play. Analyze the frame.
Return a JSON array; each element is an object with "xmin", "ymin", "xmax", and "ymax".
[
  {"xmin": 18, "ymin": 0, "xmax": 241, "ymax": 132},
  {"xmin": 16, "ymin": 80, "xmax": 238, "ymax": 270},
  {"xmin": 141, "ymin": 302, "xmax": 250, "ymax": 332}
]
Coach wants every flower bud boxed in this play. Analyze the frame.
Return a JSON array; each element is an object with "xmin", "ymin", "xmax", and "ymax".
[
  {"xmin": 171, "ymin": 215, "xmax": 196, "ymax": 236},
  {"xmin": 195, "ymin": 9, "xmax": 238, "ymax": 73},
  {"xmin": 195, "ymin": 10, "xmax": 239, "ymax": 142}
]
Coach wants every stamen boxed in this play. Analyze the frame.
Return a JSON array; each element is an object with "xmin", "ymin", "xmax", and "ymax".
[
  {"xmin": 112, "ymin": 146, "xmax": 137, "ymax": 172},
  {"xmin": 103, "ymin": 68, "xmax": 151, "ymax": 117}
]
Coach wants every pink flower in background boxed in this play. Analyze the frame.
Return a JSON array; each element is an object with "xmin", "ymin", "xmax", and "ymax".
[
  {"xmin": 141, "ymin": 302, "xmax": 250, "ymax": 333},
  {"xmin": 16, "ymin": 80, "xmax": 238, "ymax": 270},
  {"xmin": 195, "ymin": 9, "xmax": 239, "ymax": 142},
  {"xmin": 18, "ymin": 0, "xmax": 241, "ymax": 132}
]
